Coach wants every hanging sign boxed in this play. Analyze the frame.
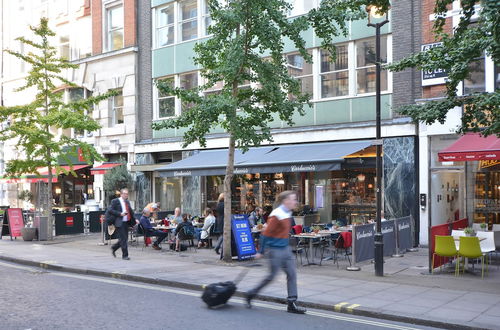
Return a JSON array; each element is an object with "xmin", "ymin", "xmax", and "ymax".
[{"xmin": 421, "ymin": 42, "xmax": 448, "ymax": 86}]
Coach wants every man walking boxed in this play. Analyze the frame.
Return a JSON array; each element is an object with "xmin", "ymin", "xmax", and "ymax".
[
  {"xmin": 107, "ymin": 188, "xmax": 136, "ymax": 260},
  {"xmin": 246, "ymin": 191, "xmax": 306, "ymax": 314}
]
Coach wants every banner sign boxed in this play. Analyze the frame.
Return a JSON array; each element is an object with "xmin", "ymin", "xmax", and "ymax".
[
  {"xmin": 231, "ymin": 215, "xmax": 256, "ymax": 260},
  {"xmin": 421, "ymin": 42, "xmax": 448, "ymax": 86},
  {"xmin": 88, "ymin": 211, "xmax": 105, "ymax": 233},
  {"xmin": 395, "ymin": 216, "xmax": 412, "ymax": 252},
  {"xmin": 353, "ymin": 223, "xmax": 375, "ymax": 263},
  {"xmin": 381, "ymin": 220, "xmax": 396, "ymax": 257},
  {"xmin": 55, "ymin": 212, "xmax": 84, "ymax": 235},
  {"xmin": 6, "ymin": 208, "xmax": 24, "ymax": 238}
]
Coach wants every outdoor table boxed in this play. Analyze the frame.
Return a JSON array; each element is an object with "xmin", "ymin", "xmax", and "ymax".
[{"xmin": 292, "ymin": 233, "xmax": 332, "ymax": 266}]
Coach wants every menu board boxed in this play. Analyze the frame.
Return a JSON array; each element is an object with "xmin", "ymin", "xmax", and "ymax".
[
  {"xmin": 231, "ymin": 215, "xmax": 256, "ymax": 260},
  {"xmin": 7, "ymin": 208, "xmax": 24, "ymax": 238}
]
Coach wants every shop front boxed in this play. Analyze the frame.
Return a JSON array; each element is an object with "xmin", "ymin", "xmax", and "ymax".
[{"xmin": 156, "ymin": 138, "xmax": 417, "ymax": 229}]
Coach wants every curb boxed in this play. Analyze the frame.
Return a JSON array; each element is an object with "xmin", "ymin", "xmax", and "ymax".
[{"xmin": 0, "ymin": 254, "xmax": 489, "ymax": 330}]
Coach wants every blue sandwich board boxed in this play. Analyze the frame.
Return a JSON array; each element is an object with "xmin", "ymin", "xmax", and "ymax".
[{"xmin": 231, "ymin": 215, "xmax": 256, "ymax": 260}]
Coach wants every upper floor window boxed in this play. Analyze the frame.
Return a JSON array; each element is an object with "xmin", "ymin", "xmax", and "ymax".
[
  {"xmin": 463, "ymin": 55, "xmax": 485, "ymax": 95},
  {"xmin": 109, "ymin": 90, "xmax": 124, "ymax": 126},
  {"xmin": 59, "ymin": 35, "xmax": 70, "ymax": 60},
  {"xmin": 287, "ymin": 50, "xmax": 313, "ymax": 96},
  {"xmin": 155, "ymin": 72, "xmax": 200, "ymax": 119},
  {"xmin": 106, "ymin": 3, "xmax": 124, "ymax": 51},
  {"xmin": 320, "ymin": 45, "xmax": 349, "ymax": 98},
  {"xmin": 356, "ymin": 36, "xmax": 388, "ymax": 94},
  {"xmin": 157, "ymin": 78, "xmax": 176, "ymax": 118},
  {"xmin": 179, "ymin": 0, "xmax": 198, "ymax": 42},
  {"xmin": 157, "ymin": 4, "xmax": 175, "ymax": 47},
  {"xmin": 285, "ymin": 0, "xmax": 317, "ymax": 17}
]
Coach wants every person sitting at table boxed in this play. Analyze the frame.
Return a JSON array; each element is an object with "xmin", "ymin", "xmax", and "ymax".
[
  {"xmin": 248, "ymin": 206, "xmax": 265, "ymax": 227},
  {"xmin": 139, "ymin": 208, "xmax": 168, "ymax": 250},
  {"xmin": 198, "ymin": 208, "xmax": 216, "ymax": 248},
  {"xmin": 174, "ymin": 214, "xmax": 195, "ymax": 252},
  {"xmin": 169, "ymin": 207, "xmax": 182, "ymax": 224}
]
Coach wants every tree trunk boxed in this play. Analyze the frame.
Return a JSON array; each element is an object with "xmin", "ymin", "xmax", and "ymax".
[
  {"xmin": 222, "ymin": 133, "xmax": 236, "ymax": 262},
  {"xmin": 46, "ymin": 153, "xmax": 53, "ymax": 240}
]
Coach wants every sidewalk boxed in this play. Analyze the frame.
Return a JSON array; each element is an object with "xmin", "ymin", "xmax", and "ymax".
[{"xmin": 1, "ymin": 234, "xmax": 499, "ymax": 329}]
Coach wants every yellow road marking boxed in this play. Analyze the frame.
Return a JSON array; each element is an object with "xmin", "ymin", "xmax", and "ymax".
[
  {"xmin": 346, "ymin": 304, "xmax": 361, "ymax": 313},
  {"xmin": 334, "ymin": 302, "xmax": 348, "ymax": 312}
]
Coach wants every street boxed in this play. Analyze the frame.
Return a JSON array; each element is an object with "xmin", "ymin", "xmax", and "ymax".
[{"xmin": 0, "ymin": 261, "xmax": 434, "ymax": 330}]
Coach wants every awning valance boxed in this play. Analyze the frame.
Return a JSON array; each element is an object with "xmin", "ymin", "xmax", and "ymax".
[
  {"xmin": 438, "ymin": 133, "xmax": 500, "ymax": 162},
  {"xmin": 157, "ymin": 140, "xmax": 373, "ymax": 177},
  {"xmin": 0, "ymin": 165, "xmax": 90, "ymax": 183},
  {"xmin": 90, "ymin": 163, "xmax": 122, "ymax": 175}
]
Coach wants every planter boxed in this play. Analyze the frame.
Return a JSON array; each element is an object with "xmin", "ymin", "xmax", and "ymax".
[{"xmin": 21, "ymin": 227, "xmax": 37, "ymax": 241}]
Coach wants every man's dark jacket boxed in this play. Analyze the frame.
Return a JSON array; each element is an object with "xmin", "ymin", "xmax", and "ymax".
[{"xmin": 105, "ymin": 198, "xmax": 135, "ymax": 227}]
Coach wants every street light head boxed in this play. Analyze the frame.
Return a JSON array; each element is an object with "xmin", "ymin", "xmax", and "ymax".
[{"xmin": 366, "ymin": 5, "xmax": 384, "ymax": 19}]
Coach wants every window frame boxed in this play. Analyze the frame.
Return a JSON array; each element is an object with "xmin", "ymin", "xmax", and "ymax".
[
  {"xmin": 109, "ymin": 89, "xmax": 124, "ymax": 127},
  {"xmin": 104, "ymin": 1, "xmax": 124, "ymax": 52},
  {"xmin": 319, "ymin": 44, "xmax": 350, "ymax": 99},
  {"xmin": 354, "ymin": 35, "xmax": 390, "ymax": 96},
  {"xmin": 154, "ymin": 71, "xmax": 201, "ymax": 120}
]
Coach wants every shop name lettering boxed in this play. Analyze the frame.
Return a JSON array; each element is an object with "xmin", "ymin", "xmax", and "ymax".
[
  {"xmin": 291, "ymin": 165, "xmax": 316, "ymax": 172},
  {"xmin": 382, "ymin": 226, "xmax": 394, "ymax": 234},
  {"xmin": 234, "ymin": 168, "xmax": 249, "ymax": 174},
  {"xmin": 398, "ymin": 223, "xmax": 410, "ymax": 231},
  {"xmin": 174, "ymin": 171, "xmax": 192, "ymax": 176},
  {"xmin": 356, "ymin": 231, "xmax": 374, "ymax": 240}
]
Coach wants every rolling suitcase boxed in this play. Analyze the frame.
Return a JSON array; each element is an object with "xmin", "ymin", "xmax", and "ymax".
[{"xmin": 201, "ymin": 269, "xmax": 249, "ymax": 308}]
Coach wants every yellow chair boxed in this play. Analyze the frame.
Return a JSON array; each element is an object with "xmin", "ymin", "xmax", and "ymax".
[
  {"xmin": 458, "ymin": 236, "xmax": 487, "ymax": 278},
  {"xmin": 432, "ymin": 235, "xmax": 458, "ymax": 276}
]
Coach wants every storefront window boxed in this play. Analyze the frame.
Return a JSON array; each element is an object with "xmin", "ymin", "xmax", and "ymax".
[
  {"xmin": 469, "ymin": 160, "xmax": 500, "ymax": 227},
  {"xmin": 155, "ymin": 177, "xmax": 182, "ymax": 212}
]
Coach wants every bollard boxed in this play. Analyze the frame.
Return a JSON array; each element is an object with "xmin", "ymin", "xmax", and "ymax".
[{"xmin": 98, "ymin": 214, "xmax": 107, "ymax": 246}]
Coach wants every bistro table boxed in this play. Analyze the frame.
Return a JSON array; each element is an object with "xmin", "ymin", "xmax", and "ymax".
[{"xmin": 292, "ymin": 232, "xmax": 332, "ymax": 266}]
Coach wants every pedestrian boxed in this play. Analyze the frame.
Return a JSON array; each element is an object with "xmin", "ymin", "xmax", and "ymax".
[
  {"xmin": 106, "ymin": 188, "xmax": 136, "ymax": 260},
  {"xmin": 213, "ymin": 193, "xmax": 225, "ymax": 255},
  {"xmin": 245, "ymin": 191, "xmax": 306, "ymax": 314},
  {"xmin": 139, "ymin": 208, "xmax": 168, "ymax": 250}
]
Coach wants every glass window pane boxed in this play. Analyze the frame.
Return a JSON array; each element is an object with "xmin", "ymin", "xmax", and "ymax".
[
  {"xmin": 287, "ymin": 52, "xmax": 312, "ymax": 76},
  {"xmin": 180, "ymin": 20, "xmax": 198, "ymax": 41},
  {"xmin": 299, "ymin": 76, "xmax": 313, "ymax": 95},
  {"xmin": 158, "ymin": 26, "xmax": 174, "ymax": 46},
  {"xmin": 356, "ymin": 67, "xmax": 387, "ymax": 94},
  {"xmin": 114, "ymin": 93, "xmax": 123, "ymax": 107},
  {"xmin": 159, "ymin": 98, "xmax": 175, "ymax": 117},
  {"xmin": 321, "ymin": 45, "xmax": 348, "ymax": 73},
  {"xmin": 109, "ymin": 6, "xmax": 123, "ymax": 29},
  {"xmin": 158, "ymin": 5, "xmax": 174, "ymax": 27},
  {"xmin": 464, "ymin": 59, "xmax": 485, "ymax": 94},
  {"xmin": 356, "ymin": 36, "xmax": 387, "ymax": 67},
  {"xmin": 111, "ymin": 30, "xmax": 123, "ymax": 50},
  {"xmin": 180, "ymin": 72, "xmax": 198, "ymax": 90},
  {"xmin": 116, "ymin": 108, "xmax": 124, "ymax": 124},
  {"xmin": 286, "ymin": 0, "xmax": 316, "ymax": 17},
  {"xmin": 321, "ymin": 71, "xmax": 349, "ymax": 98},
  {"xmin": 158, "ymin": 78, "xmax": 174, "ymax": 97},
  {"xmin": 69, "ymin": 88, "xmax": 84, "ymax": 101},
  {"xmin": 180, "ymin": 0, "xmax": 197, "ymax": 20}
]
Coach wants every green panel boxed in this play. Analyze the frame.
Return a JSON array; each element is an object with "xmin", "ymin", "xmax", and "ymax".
[
  {"xmin": 350, "ymin": 19, "xmax": 391, "ymax": 40},
  {"xmin": 174, "ymin": 41, "xmax": 199, "ymax": 73},
  {"xmin": 315, "ymin": 99, "xmax": 350, "ymax": 125},
  {"xmin": 287, "ymin": 104, "xmax": 314, "ymax": 127},
  {"xmin": 153, "ymin": 47, "xmax": 175, "ymax": 78},
  {"xmin": 152, "ymin": 0, "xmax": 174, "ymax": 8},
  {"xmin": 351, "ymin": 94, "xmax": 392, "ymax": 122},
  {"xmin": 152, "ymin": 127, "xmax": 176, "ymax": 139},
  {"xmin": 282, "ymin": 28, "xmax": 315, "ymax": 54}
]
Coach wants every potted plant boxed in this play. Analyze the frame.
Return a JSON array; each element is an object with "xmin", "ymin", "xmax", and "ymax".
[
  {"xmin": 464, "ymin": 227, "xmax": 476, "ymax": 237},
  {"xmin": 20, "ymin": 214, "xmax": 37, "ymax": 241},
  {"xmin": 480, "ymin": 223, "xmax": 487, "ymax": 231}
]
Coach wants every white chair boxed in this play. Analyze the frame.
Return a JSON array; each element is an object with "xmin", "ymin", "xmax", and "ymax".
[
  {"xmin": 451, "ymin": 230, "xmax": 465, "ymax": 250},
  {"xmin": 493, "ymin": 224, "xmax": 500, "ymax": 231},
  {"xmin": 476, "ymin": 231, "xmax": 497, "ymax": 269}
]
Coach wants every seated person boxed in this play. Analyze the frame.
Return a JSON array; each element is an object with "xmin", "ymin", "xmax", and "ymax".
[
  {"xmin": 174, "ymin": 214, "xmax": 195, "ymax": 252},
  {"xmin": 198, "ymin": 208, "xmax": 216, "ymax": 248},
  {"xmin": 248, "ymin": 206, "xmax": 264, "ymax": 227},
  {"xmin": 169, "ymin": 207, "xmax": 183, "ymax": 224},
  {"xmin": 139, "ymin": 208, "xmax": 168, "ymax": 250}
]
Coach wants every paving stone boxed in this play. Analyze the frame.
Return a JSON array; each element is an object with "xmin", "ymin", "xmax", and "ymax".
[
  {"xmin": 381, "ymin": 303, "xmax": 432, "ymax": 316},
  {"xmin": 424, "ymin": 307, "xmax": 480, "ymax": 323}
]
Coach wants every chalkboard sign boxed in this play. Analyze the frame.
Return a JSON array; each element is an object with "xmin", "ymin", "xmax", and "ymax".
[
  {"xmin": 231, "ymin": 215, "xmax": 256, "ymax": 260},
  {"xmin": 6, "ymin": 208, "xmax": 24, "ymax": 238}
]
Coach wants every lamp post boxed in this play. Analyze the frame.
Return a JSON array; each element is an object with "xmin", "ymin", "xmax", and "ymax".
[{"xmin": 366, "ymin": 5, "xmax": 389, "ymax": 277}]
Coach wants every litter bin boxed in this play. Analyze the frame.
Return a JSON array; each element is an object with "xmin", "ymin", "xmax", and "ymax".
[{"xmin": 34, "ymin": 216, "xmax": 49, "ymax": 241}]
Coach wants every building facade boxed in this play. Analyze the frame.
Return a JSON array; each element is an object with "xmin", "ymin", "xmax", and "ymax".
[{"xmin": 135, "ymin": 0, "xmax": 421, "ymax": 242}]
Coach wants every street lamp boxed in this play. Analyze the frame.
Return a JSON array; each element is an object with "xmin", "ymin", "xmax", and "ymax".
[{"xmin": 366, "ymin": 5, "xmax": 389, "ymax": 277}]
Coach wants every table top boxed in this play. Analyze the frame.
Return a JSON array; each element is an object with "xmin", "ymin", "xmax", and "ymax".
[
  {"xmin": 292, "ymin": 232, "xmax": 332, "ymax": 239},
  {"xmin": 452, "ymin": 235, "xmax": 486, "ymax": 241},
  {"xmin": 153, "ymin": 225, "xmax": 176, "ymax": 230}
]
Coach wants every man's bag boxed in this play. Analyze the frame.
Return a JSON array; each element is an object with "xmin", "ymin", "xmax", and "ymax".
[{"xmin": 201, "ymin": 269, "xmax": 249, "ymax": 308}]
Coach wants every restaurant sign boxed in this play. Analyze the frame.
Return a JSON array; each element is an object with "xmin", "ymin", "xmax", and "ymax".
[
  {"xmin": 231, "ymin": 215, "xmax": 256, "ymax": 260},
  {"xmin": 421, "ymin": 42, "xmax": 448, "ymax": 86},
  {"xmin": 353, "ymin": 220, "xmax": 397, "ymax": 263},
  {"xmin": 395, "ymin": 216, "xmax": 412, "ymax": 252}
]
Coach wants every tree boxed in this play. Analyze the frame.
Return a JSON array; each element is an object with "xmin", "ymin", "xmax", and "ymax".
[
  {"xmin": 387, "ymin": 0, "xmax": 499, "ymax": 136},
  {"xmin": 0, "ymin": 18, "xmax": 114, "ymax": 233},
  {"xmin": 103, "ymin": 162, "xmax": 133, "ymax": 204},
  {"xmin": 152, "ymin": 0, "xmax": 311, "ymax": 261}
]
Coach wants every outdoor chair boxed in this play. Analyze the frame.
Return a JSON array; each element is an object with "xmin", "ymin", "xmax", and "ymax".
[
  {"xmin": 476, "ymin": 231, "xmax": 497, "ymax": 268},
  {"xmin": 177, "ymin": 226, "xmax": 197, "ymax": 252},
  {"xmin": 457, "ymin": 236, "xmax": 487, "ymax": 278},
  {"xmin": 432, "ymin": 235, "xmax": 458, "ymax": 275},
  {"xmin": 290, "ymin": 225, "xmax": 308, "ymax": 265},
  {"xmin": 332, "ymin": 231, "xmax": 352, "ymax": 268},
  {"xmin": 319, "ymin": 233, "xmax": 339, "ymax": 266}
]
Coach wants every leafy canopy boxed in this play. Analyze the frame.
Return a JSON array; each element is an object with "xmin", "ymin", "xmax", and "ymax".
[
  {"xmin": 0, "ymin": 18, "xmax": 113, "ymax": 177},
  {"xmin": 152, "ymin": 0, "xmax": 312, "ymax": 150}
]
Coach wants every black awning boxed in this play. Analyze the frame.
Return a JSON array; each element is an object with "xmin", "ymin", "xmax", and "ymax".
[{"xmin": 157, "ymin": 140, "xmax": 373, "ymax": 177}]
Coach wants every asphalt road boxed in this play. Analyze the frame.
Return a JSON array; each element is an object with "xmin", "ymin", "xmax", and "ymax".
[{"xmin": 0, "ymin": 261, "xmax": 436, "ymax": 330}]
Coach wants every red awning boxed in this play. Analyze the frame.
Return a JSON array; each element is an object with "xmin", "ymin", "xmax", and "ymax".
[
  {"xmin": 37, "ymin": 165, "xmax": 90, "ymax": 176},
  {"xmin": 90, "ymin": 163, "xmax": 122, "ymax": 175},
  {"xmin": 0, "ymin": 165, "xmax": 89, "ymax": 184},
  {"xmin": 438, "ymin": 133, "xmax": 500, "ymax": 162}
]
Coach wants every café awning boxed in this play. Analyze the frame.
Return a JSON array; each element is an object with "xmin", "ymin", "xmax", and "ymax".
[
  {"xmin": 158, "ymin": 140, "xmax": 373, "ymax": 177},
  {"xmin": 438, "ymin": 133, "xmax": 500, "ymax": 162},
  {"xmin": 90, "ymin": 163, "xmax": 122, "ymax": 175},
  {"xmin": 0, "ymin": 165, "xmax": 90, "ymax": 183}
]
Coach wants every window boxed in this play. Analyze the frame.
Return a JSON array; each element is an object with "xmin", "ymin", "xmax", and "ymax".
[
  {"xmin": 287, "ymin": 50, "xmax": 313, "ymax": 96},
  {"xmin": 463, "ymin": 57, "xmax": 485, "ymax": 95},
  {"xmin": 202, "ymin": 0, "xmax": 213, "ymax": 36},
  {"xmin": 157, "ymin": 4, "xmax": 175, "ymax": 47},
  {"xmin": 110, "ymin": 90, "xmax": 124, "ymax": 126},
  {"xmin": 179, "ymin": 0, "xmax": 198, "ymax": 42},
  {"xmin": 106, "ymin": 4, "xmax": 124, "ymax": 51},
  {"xmin": 285, "ymin": 0, "xmax": 317, "ymax": 17},
  {"xmin": 179, "ymin": 72, "xmax": 198, "ymax": 112},
  {"xmin": 69, "ymin": 88, "xmax": 85, "ymax": 137},
  {"xmin": 59, "ymin": 36, "xmax": 70, "ymax": 60},
  {"xmin": 204, "ymin": 80, "xmax": 223, "ymax": 96},
  {"xmin": 157, "ymin": 78, "xmax": 176, "ymax": 118},
  {"xmin": 356, "ymin": 36, "xmax": 388, "ymax": 94},
  {"xmin": 320, "ymin": 45, "xmax": 349, "ymax": 98}
]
